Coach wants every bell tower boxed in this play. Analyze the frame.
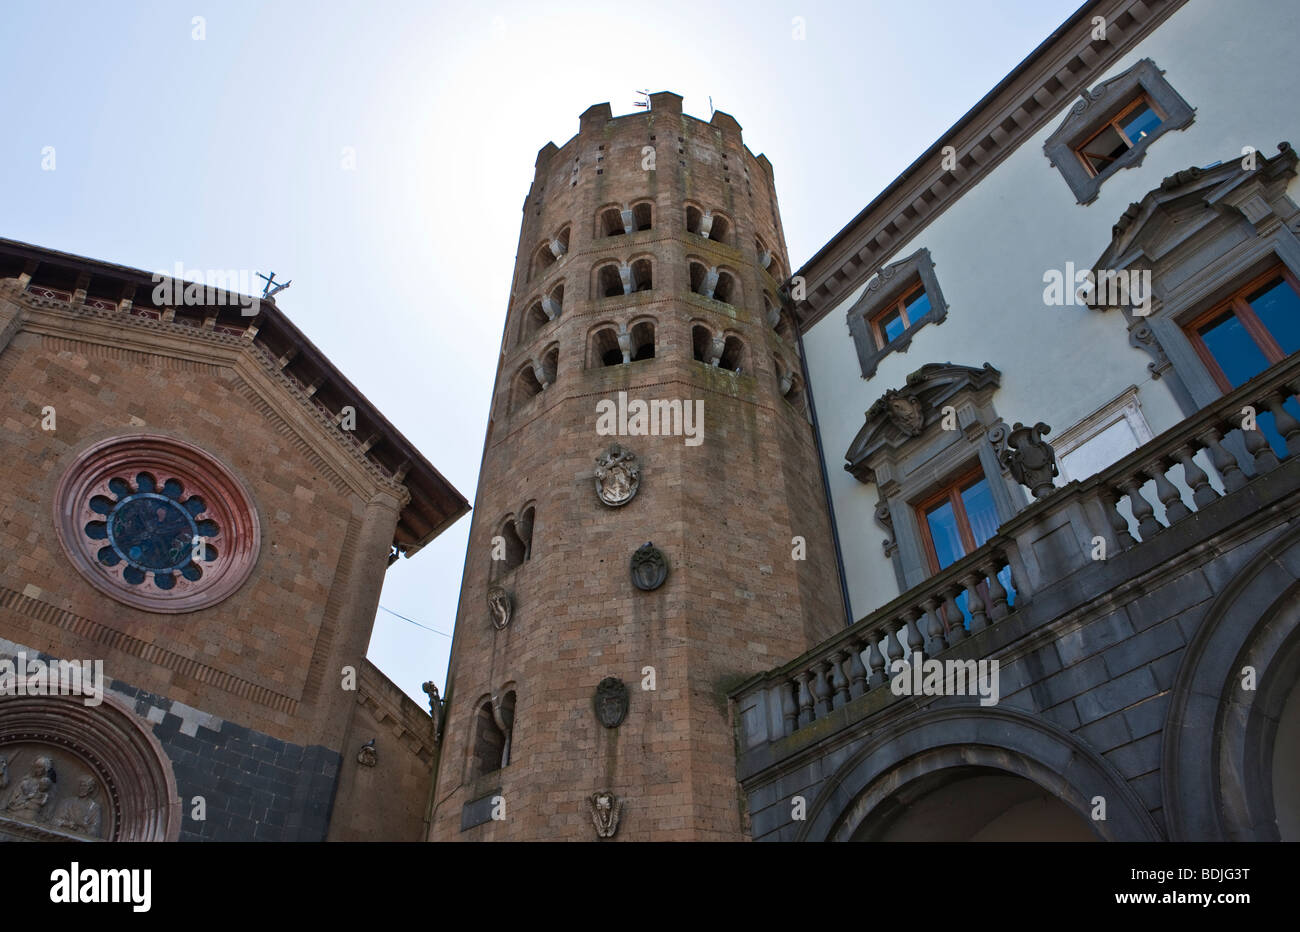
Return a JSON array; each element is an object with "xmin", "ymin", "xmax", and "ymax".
[{"xmin": 426, "ymin": 92, "xmax": 844, "ymax": 841}]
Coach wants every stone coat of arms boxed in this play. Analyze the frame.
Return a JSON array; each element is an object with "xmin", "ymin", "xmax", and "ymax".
[
  {"xmin": 594, "ymin": 677, "xmax": 629, "ymax": 728},
  {"xmin": 594, "ymin": 444, "xmax": 640, "ymax": 507}
]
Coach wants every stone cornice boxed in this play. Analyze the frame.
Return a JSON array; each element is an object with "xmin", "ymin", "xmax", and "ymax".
[
  {"xmin": 0, "ymin": 252, "xmax": 469, "ymax": 553},
  {"xmin": 794, "ymin": 0, "xmax": 1190, "ymax": 331}
]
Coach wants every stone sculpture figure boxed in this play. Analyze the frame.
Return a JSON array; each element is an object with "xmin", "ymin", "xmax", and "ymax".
[
  {"xmin": 52, "ymin": 775, "xmax": 103, "ymax": 838},
  {"xmin": 5, "ymin": 755, "xmax": 56, "ymax": 821},
  {"xmin": 588, "ymin": 791, "xmax": 624, "ymax": 838},
  {"xmin": 996, "ymin": 421, "xmax": 1059, "ymax": 499}
]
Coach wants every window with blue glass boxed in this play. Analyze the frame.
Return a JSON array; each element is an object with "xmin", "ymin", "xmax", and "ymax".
[
  {"xmin": 916, "ymin": 466, "xmax": 1015, "ymax": 629},
  {"xmin": 1186, "ymin": 266, "xmax": 1300, "ymax": 456},
  {"xmin": 870, "ymin": 281, "xmax": 932, "ymax": 349},
  {"xmin": 84, "ymin": 472, "xmax": 219, "ymax": 590}
]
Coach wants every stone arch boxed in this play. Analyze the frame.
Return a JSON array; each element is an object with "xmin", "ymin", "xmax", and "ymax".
[
  {"xmin": 0, "ymin": 691, "xmax": 181, "ymax": 841},
  {"xmin": 1162, "ymin": 522, "xmax": 1300, "ymax": 841},
  {"xmin": 798, "ymin": 706, "xmax": 1159, "ymax": 842}
]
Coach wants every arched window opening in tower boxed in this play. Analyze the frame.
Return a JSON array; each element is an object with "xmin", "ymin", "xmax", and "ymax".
[
  {"xmin": 630, "ymin": 321, "xmax": 655, "ymax": 361},
  {"xmin": 719, "ymin": 335, "xmax": 746, "ymax": 372},
  {"xmin": 631, "ymin": 258, "xmax": 653, "ymax": 292},
  {"xmin": 521, "ymin": 300, "xmax": 549, "ymax": 343},
  {"xmin": 545, "ymin": 282, "xmax": 564, "ymax": 319},
  {"xmin": 632, "ymin": 201, "xmax": 652, "ymax": 231},
  {"xmin": 531, "ymin": 243, "xmax": 556, "ymax": 281},
  {"xmin": 686, "ymin": 205, "xmax": 704, "ymax": 235},
  {"xmin": 689, "ymin": 262, "xmax": 709, "ymax": 296},
  {"xmin": 499, "ymin": 517, "xmax": 527, "ymax": 572},
  {"xmin": 708, "ymin": 214, "xmax": 731, "ymax": 245},
  {"xmin": 471, "ymin": 693, "xmax": 514, "ymax": 776},
  {"xmin": 590, "ymin": 326, "xmax": 623, "ymax": 367},
  {"xmin": 599, "ymin": 207, "xmax": 625, "ymax": 237},
  {"xmin": 597, "ymin": 264, "xmax": 624, "ymax": 298},
  {"xmin": 714, "ymin": 270, "xmax": 738, "ymax": 305},
  {"xmin": 510, "ymin": 364, "xmax": 543, "ymax": 411},
  {"xmin": 539, "ymin": 345, "xmax": 559, "ymax": 386},
  {"xmin": 692, "ymin": 324, "xmax": 713, "ymax": 363}
]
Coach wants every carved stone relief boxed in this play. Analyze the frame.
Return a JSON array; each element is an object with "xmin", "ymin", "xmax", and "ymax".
[
  {"xmin": 594, "ymin": 443, "xmax": 640, "ymax": 507},
  {"xmin": 630, "ymin": 542, "xmax": 668, "ymax": 591},
  {"xmin": 0, "ymin": 743, "xmax": 110, "ymax": 841},
  {"xmin": 594, "ymin": 677, "xmax": 629, "ymax": 728},
  {"xmin": 588, "ymin": 791, "xmax": 624, "ymax": 838},
  {"xmin": 487, "ymin": 586, "xmax": 513, "ymax": 630},
  {"xmin": 995, "ymin": 421, "xmax": 1060, "ymax": 499}
]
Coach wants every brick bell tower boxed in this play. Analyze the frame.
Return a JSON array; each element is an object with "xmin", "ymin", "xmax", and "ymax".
[{"xmin": 426, "ymin": 92, "xmax": 844, "ymax": 841}]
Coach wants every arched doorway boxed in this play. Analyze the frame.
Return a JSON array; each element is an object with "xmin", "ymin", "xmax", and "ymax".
[
  {"xmin": 850, "ymin": 765, "xmax": 1098, "ymax": 841},
  {"xmin": 0, "ymin": 692, "xmax": 180, "ymax": 841}
]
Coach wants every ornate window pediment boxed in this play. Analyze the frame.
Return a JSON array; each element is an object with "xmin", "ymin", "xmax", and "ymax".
[
  {"xmin": 1043, "ymin": 58, "xmax": 1195, "ymax": 204},
  {"xmin": 1085, "ymin": 142, "xmax": 1300, "ymax": 416},
  {"xmin": 844, "ymin": 362, "xmax": 1001, "ymax": 483},
  {"xmin": 845, "ymin": 247, "xmax": 949, "ymax": 379}
]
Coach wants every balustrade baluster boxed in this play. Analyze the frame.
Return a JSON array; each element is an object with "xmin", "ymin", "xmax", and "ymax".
[
  {"xmin": 1147, "ymin": 458, "xmax": 1190, "ymax": 523},
  {"xmin": 963, "ymin": 573, "xmax": 989, "ymax": 633},
  {"xmin": 943, "ymin": 586, "xmax": 967, "ymax": 643},
  {"xmin": 921, "ymin": 597, "xmax": 947, "ymax": 655},
  {"xmin": 1199, "ymin": 426, "xmax": 1247, "ymax": 492},
  {"xmin": 1118, "ymin": 478, "xmax": 1163, "ymax": 539},
  {"xmin": 903, "ymin": 609, "xmax": 924, "ymax": 658},
  {"xmin": 1173, "ymin": 442, "xmax": 1218, "ymax": 509},
  {"xmin": 1102, "ymin": 488, "xmax": 1136, "ymax": 550},
  {"xmin": 796, "ymin": 671, "xmax": 813, "ymax": 728},
  {"xmin": 1265, "ymin": 390, "xmax": 1300, "ymax": 459},
  {"xmin": 985, "ymin": 560, "xmax": 1010, "ymax": 620},
  {"xmin": 846, "ymin": 640, "xmax": 867, "ymax": 699},
  {"xmin": 812, "ymin": 662, "xmax": 833, "ymax": 717},
  {"xmin": 830, "ymin": 651, "xmax": 850, "ymax": 709},
  {"xmin": 867, "ymin": 626, "xmax": 889, "ymax": 689}
]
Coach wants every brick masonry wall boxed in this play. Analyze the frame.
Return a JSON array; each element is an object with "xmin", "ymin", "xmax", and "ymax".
[
  {"xmin": 428, "ymin": 96, "xmax": 845, "ymax": 841},
  {"xmin": 0, "ymin": 286, "xmax": 412, "ymax": 840}
]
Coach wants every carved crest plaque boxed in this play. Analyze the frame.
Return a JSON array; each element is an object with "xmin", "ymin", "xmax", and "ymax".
[
  {"xmin": 884, "ymin": 390, "xmax": 925, "ymax": 437},
  {"xmin": 588, "ymin": 791, "xmax": 624, "ymax": 838},
  {"xmin": 630, "ymin": 542, "xmax": 668, "ymax": 591},
  {"xmin": 487, "ymin": 586, "xmax": 513, "ymax": 630},
  {"xmin": 594, "ymin": 677, "xmax": 629, "ymax": 728},
  {"xmin": 594, "ymin": 443, "xmax": 640, "ymax": 507}
]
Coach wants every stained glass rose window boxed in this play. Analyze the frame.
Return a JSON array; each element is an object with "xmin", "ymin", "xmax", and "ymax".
[{"xmin": 55, "ymin": 435, "xmax": 260, "ymax": 613}]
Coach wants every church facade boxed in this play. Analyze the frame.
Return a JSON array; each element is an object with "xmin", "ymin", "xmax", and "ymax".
[{"xmin": 0, "ymin": 240, "xmax": 467, "ymax": 841}]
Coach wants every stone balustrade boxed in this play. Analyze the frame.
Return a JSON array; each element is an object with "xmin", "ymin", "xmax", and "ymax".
[{"xmin": 734, "ymin": 352, "xmax": 1300, "ymax": 752}]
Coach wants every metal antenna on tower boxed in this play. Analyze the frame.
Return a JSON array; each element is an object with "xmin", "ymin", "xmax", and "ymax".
[{"xmin": 633, "ymin": 89, "xmax": 651, "ymax": 110}]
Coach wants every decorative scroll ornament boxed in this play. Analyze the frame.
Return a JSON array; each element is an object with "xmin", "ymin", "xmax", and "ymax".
[
  {"xmin": 594, "ymin": 443, "xmax": 640, "ymax": 507},
  {"xmin": 996, "ymin": 421, "xmax": 1059, "ymax": 499},
  {"xmin": 588, "ymin": 791, "xmax": 624, "ymax": 838},
  {"xmin": 594, "ymin": 677, "xmax": 629, "ymax": 728},
  {"xmin": 630, "ymin": 542, "xmax": 668, "ymax": 591},
  {"xmin": 357, "ymin": 738, "xmax": 377, "ymax": 767},
  {"xmin": 882, "ymin": 389, "xmax": 924, "ymax": 437},
  {"xmin": 487, "ymin": 586, "xmax": 513, "ymax": 630}
]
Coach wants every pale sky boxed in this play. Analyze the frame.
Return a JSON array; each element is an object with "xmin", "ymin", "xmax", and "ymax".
[{"xmin": 2, "ymin": 0, "xmax": 1083, "ymax": 703}]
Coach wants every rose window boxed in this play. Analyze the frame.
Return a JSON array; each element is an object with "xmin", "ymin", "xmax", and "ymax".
[
  {"xmin": 85, "ymin": 473, "xmax": 219, "ymax": 589},
  {"xmin": 55, "ymin": 435, "xmax": 260, "ymax": 613}
]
